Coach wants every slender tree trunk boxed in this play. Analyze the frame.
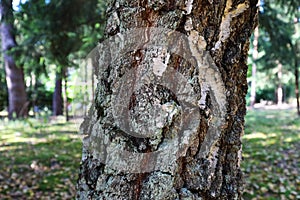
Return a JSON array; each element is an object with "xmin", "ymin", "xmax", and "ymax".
[
  {"xmin": 250, "ymin": 26, "xmax": 259, "ymax": 107},
  {"xmin": 77, "ymin": 0, "xmax": 258, "ymax": 199},
  {"xmin": 63, "ymin": 68, "xmax": 69, "ymax": 121},
  {"xmin": 52, "ymin": 72, "xmax": 63, "ymax": 116},
  {"xmin": 84, "ymin": 62, "xmax": 88, "ymax": 116},
  {"xmin": 295, "ymin": 58, "xmax": 300, "ymax": 116},
  {"xmin": 292, "ymin": 19, "xmax": 300, "ymax": 116},
  {"xmin": 277, "ymin": 61, "xmax": 283, "ymax": 106},
  {"xmin": 0, "ymin": 0, "xmax": 27, "ymax": 119},
  {"xmin": 289, "ymin": 39, "xmax": 300, "ymax": 115}
]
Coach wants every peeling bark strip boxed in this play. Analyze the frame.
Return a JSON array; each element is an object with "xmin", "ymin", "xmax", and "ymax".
[{"xmin": 77, "ymin": 0, "xmax": 258, "ymax": 199}]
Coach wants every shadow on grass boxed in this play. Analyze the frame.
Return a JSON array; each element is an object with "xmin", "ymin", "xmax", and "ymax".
[
  {"xmin": 242, "ymin": 109, "xmax": 300, "ymax": 200},
  {"xmin": 1, "ymin": 110, "xmax": 299, "ymax": 199},
  {"xmin": 0, "ymin": 119, "xmax": 82, "ymax": 200}
]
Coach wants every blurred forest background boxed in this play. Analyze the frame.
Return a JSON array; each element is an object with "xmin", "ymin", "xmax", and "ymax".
[
  {"xmin": 0, "ymin": 0, "xmax": 299, "ymax": 199},
  {"xmin": 0, "ymin": 0, "xmax": 299, "ymax": 119},
  {"xmin": 0, "ymin": 0, "xmax": 106, "ymax": 120}
]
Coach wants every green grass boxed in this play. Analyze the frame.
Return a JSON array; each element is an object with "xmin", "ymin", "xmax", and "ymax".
[
  {"xmin": 0, "ymin": 118, "xmax": 82, "ymax": 200},
  {"xmin": 0, "ymin": 109, "xmax": 299, "ymax": 199},
  {"xmin": 242, "ymin": 109, "xmax": 300, "ymax": 200}
]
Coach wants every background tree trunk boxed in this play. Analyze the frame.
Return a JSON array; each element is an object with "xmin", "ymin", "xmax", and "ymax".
[
  {"xmin": 250, "ymin": 26, "xmax": 259, "ymax": 108},
  {"xmin": 0, "ymin": 0, "xmax": 27, "ymax": 119},
  {"xmin": 52, "ymin": 72, "xmax": 63, "ymax": 116},
  {"xmin": 63, "ymin": 69, "xmax": 69, "ymax": 121},
  {"xmin": 295, "ymin": 59, "xmax": 300, "ymax": 116},
  {"xmin": 277, "ymin": 61, "xmax": 283, "ymax": 105},
  {"xmin": 77, "ymin": 0, "xmax": 258, "ymax": 199},
  {"xmin": 292, "ymin": 41, "xmax": 300, "ymax": 116}
]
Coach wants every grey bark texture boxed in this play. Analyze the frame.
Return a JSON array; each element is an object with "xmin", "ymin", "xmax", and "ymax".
[
  {"xmin": 0, "ymin": 0, "xmax": 27, "ymax": 119},
  {"xmin": 77, "ymin": 0, "xmax": 258, "ymax": 199}
]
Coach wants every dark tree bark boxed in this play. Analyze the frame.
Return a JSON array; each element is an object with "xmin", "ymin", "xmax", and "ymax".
[
  {"xmin": 52, "ymin": 72, "xmax": 63, "ymax": 116},
  {"xmin": 289, "ymin": 40, "xmax": 300, "ymax": 116},
  {"xmin": 63, "ymin": 69, "xmax": 69, "ymax": 121},
  {"xmin": 77, "ymin": 0, "xmax": 258, "ymax": 199},
  {"xmin": 294, "ymin": 55, "xmax": 300, "ymax": 116},
  {"xmin": 292, "ymin": 41, "xmax": 300, "ymax": 116},
  {"xmin": 0, "ymin": 0, "xmax": 27, "ymax": 119}
]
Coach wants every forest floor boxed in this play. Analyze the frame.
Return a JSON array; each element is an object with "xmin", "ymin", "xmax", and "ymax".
[
  {"xmin": 0, "ymin": 109, "xmax": 299, "ymax": 199},
  {"xmin": 242, "ymin": 109, "xmax": 300, "ymax": 199},
  {"xmin": 0, "ymin": 117, "xmax": 81, "ymax": 199}
]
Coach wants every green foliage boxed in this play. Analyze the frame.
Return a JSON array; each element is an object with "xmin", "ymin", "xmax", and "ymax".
[
  {"xmin": 27, "ymin": 80, "xmax": 54, "ymax": 110},
  {"xmin": 259, "ymin": 1, "xmax": 295, "ymax": 66},
  {"xmin": 15, "ymin": 0, "xmax": 106, "ymax": 68},
  {"xmin": 272, "ymin": 0, "xmax": 300, "ymax": 14},
  {"xmin": 248, "ymin": 0, "xmax": 299, "ymax": 104},
  {"xmin": 9, "ymin": 0, "xmax": 106, "ymax": 110}
]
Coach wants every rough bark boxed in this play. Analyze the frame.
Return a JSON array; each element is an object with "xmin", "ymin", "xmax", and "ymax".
[
  {"xmin": 0, "ymin": 0, "xmax": 27, "ymax": 119},
  {"xmin": 77, "ymin": 0, "xmax": 258, "ymax": 199},
  {"xmin": 52, "ymin": 72, "xmax": 63, "ymax": 116}
]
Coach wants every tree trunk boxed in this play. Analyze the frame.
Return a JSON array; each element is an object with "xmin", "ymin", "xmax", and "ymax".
[
  {"xmin": 277, "ymin": 61, "xmax": 283, "ymax": 106},
  {"xmin": 0, "ymin": 0, "xmax": 27, "ymax": 119},
  {"xmin": 250, "ymin": 26, "xmax": 259, "ymax": 108},
  {"xmin": 77, "ymin": 0, "xmax": 258, "ymax": 199},
  {"xmin": 295, "ymin": 56, "xmax": 300, "ymax": 116},
  {"xmin": 63, "ymin": 69, "xmax": 69, "ymax": 121},
  {"xmin": 52, "ymin": 72, "xmax": 63, "ymax": 116},
  {"xmin": 289, "ymin": 39, "xmax": 300, "ymax": 116}
]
